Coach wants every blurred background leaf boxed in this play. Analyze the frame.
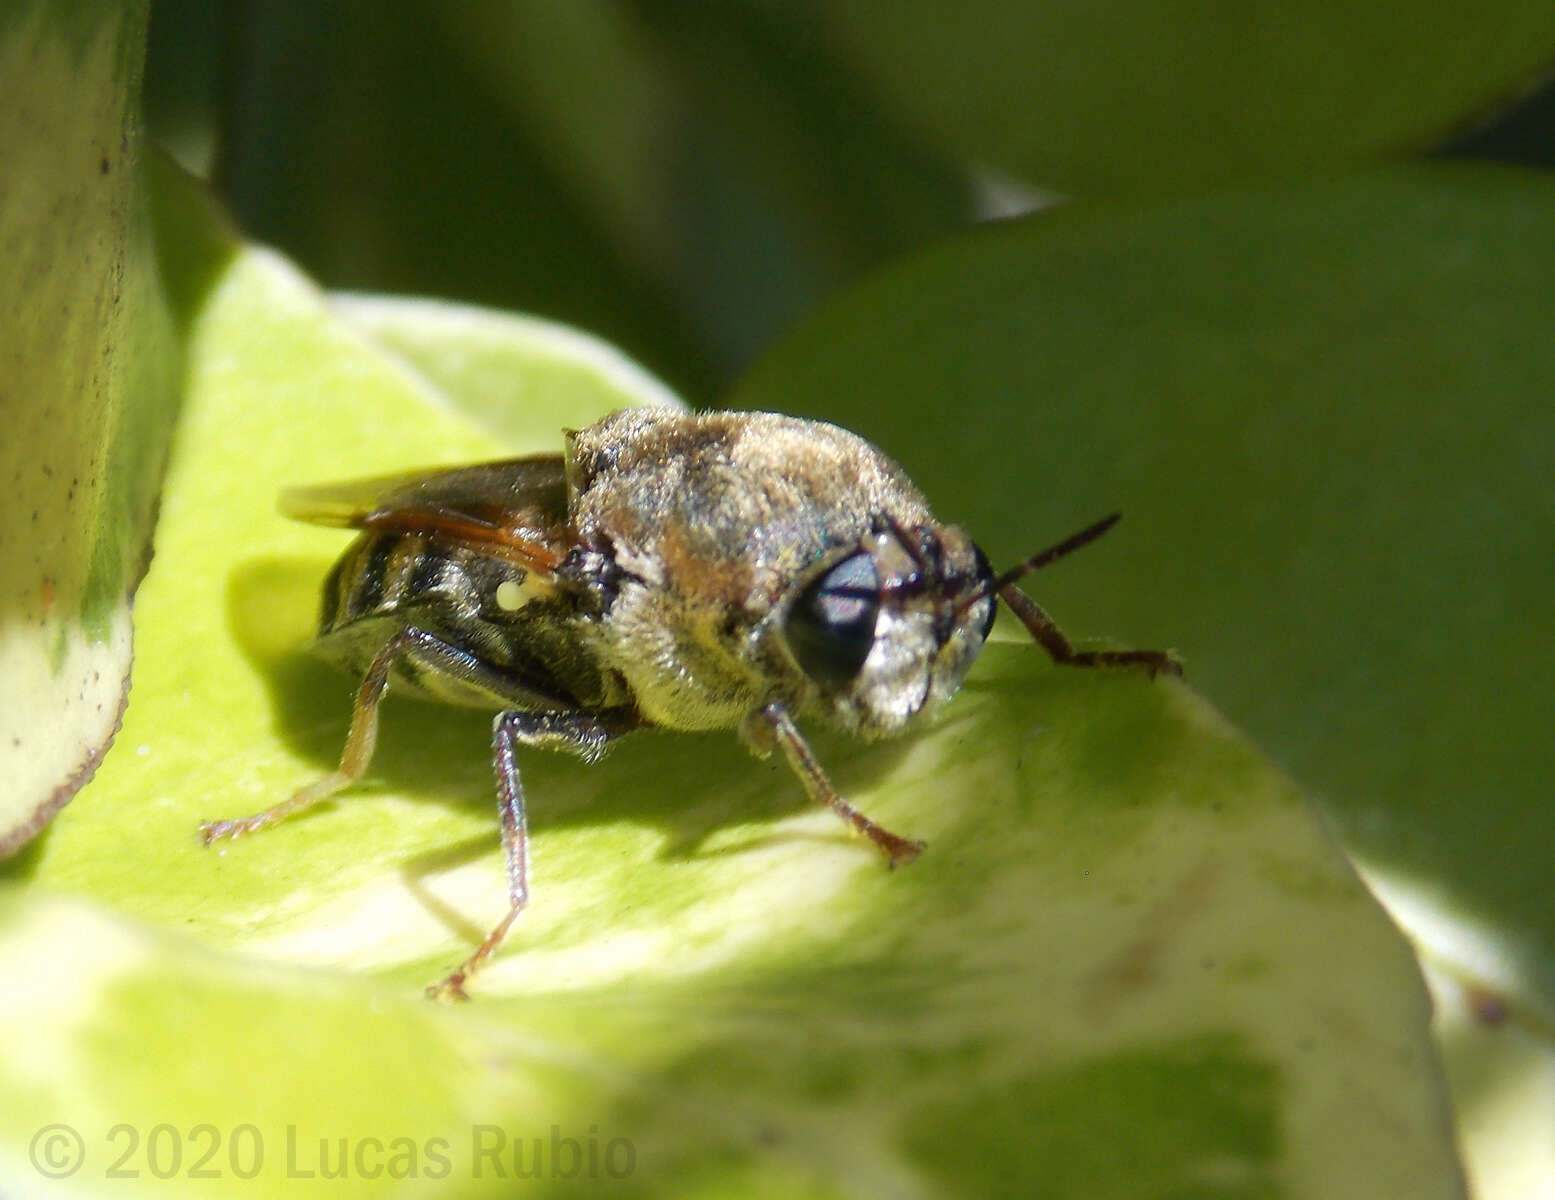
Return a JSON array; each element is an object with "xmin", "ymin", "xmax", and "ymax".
[
  {"xmin": 144, "ymin": 0, "xmax": 1555, "ymax": 398},
  {"xmin": 817, "ymin": 0, "xmax": 1555, "ymax": 194}
]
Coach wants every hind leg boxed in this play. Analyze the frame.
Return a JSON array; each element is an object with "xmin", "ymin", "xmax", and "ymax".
[{"xmin": 199, "ymin": 627, "xmax": 499, "ymax": 843}]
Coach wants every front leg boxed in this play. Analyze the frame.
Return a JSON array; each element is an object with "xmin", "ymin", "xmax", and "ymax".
[
  {"xmin": 999, "ymin": 583, "xmax": 1182, "ymax": 677},
  {"xmin": 428, "ymin": 707, "xmax": 639, "ymax": 1002},
  {"xmin": 988, "ymin": 514, "xmax": 1182, "ymax": 677},
  {"xmin": 743, "ymin": 701, "xmax": 925, "ymax": 868}
]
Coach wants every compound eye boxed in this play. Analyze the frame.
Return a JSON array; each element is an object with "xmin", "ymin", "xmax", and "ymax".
[
  {"xmin": 972, "ymin": 543, "xmax": 998, "ymax": 642},
  {"xmin": 786, "ymin": 550, "xmax": 880, "ymax": 690}
]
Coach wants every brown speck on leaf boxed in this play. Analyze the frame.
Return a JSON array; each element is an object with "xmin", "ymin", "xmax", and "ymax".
[
  {"xmin": 1466, "ymin": 984, "xmax": 1510, "ymax": 1028},
  {"xmin": 1085, "ymin": 859, "xmax": 1219, "ymax": 1020}
]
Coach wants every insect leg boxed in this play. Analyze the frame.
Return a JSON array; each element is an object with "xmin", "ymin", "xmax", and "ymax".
[
  {"xmin": 987, "ymin": 514, "xmax": 1181, "ymax": 677},
  {"xmin": 998, "ymin": 582, "xmax": 1182, "ymax": 677},
  {"xmin": 199, "ymin": 627, "xmax": 483, "ymax": 843},
  {"xmin": 750, "ymin": 701, "xmax": 925, "ymax": 867},
  {"xmin": 428, "ymin": 708, "xmax": 638, "ymax": 1001}
]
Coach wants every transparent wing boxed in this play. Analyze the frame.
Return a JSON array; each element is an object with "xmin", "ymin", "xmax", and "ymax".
[{"xmin": 280, "ymin": 455, "xmax": 572, "ymax": 570}]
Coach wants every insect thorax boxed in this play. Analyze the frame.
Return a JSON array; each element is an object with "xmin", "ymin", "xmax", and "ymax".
[{"xmin": 565, "ymin": 409, "xmax": 962, "ymax": 733}]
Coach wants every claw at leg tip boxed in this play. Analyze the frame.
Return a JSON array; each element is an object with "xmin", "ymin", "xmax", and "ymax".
[
  {"xmin": 427, "ymin": 976, "xmax": 471, "ymax": 1003},
  {"xmin": 199, "ymin": 818, "xmax": 246, "ymax": 845}
]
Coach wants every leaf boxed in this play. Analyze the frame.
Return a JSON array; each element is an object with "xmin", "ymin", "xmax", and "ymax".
[
  {"xmin": 0, "ymin": 2, "xmax": 181, "ymax": 854},
  {"xmin": 732, "ymin": 162, "xmax": 1555, "ymax": 1185},
  {"xmin": 327, "ymin": 293, "xmax": 683, "ymax": 443},
  {"xmin": 0, "ymin": 171, "xmax": 1461, "ymax": 1194},
  {"xmin": 816, "ymin": 0, "xmax": 1555, "ymax": 194},
  {"xmin": 731, "ymin": 163, "xmax": 1555, "ymax": 1010}
]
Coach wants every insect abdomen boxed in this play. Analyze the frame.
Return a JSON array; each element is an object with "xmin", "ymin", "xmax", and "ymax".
[
  {"xmin": 315, "ymin": 531, "xmax": 627, "ymax": 715},
  {"xmin": 320, "ymin": 531, "xmax": 458, "ymax": 635}
]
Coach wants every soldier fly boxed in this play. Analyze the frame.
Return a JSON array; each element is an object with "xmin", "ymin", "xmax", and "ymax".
[{"xmin": 201, "ymin": 408, "xmax": 1178, "ymax": 998}]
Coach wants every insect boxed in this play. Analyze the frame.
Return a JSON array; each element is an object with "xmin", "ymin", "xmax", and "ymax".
[{"xmin": 201, "ymin": 407, "xmax": 1178, "ymax": 999}]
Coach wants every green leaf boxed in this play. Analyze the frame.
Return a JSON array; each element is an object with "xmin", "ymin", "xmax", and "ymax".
[
  {"xmin": 816, "ymin": 0, "xmax": 1555, "ymax": 194},
  {"xmin": 328, "ymin": 293, "xmax": 682, "ymax": 444},
  {"xmin": 0, "ymin": 174, "xmax": 1461, "ymax": 1194},
  {"xmin": 0, "ymin": 2, "xmax": 180, "ymax": 854},
  {"xmin": 731, "ymin": 162, "xmax": 1555, "ymax": 1182}
]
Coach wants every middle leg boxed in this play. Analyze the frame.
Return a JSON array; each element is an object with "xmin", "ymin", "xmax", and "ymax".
[{"xmin": 427, "ymin": 707, "xmax": 639, "ymax": 1000}]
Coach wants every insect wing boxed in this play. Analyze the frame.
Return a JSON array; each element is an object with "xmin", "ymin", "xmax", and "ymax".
[{"xmin": 280, "ymin": 455, "xmax": 572, "ymax": 571}]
